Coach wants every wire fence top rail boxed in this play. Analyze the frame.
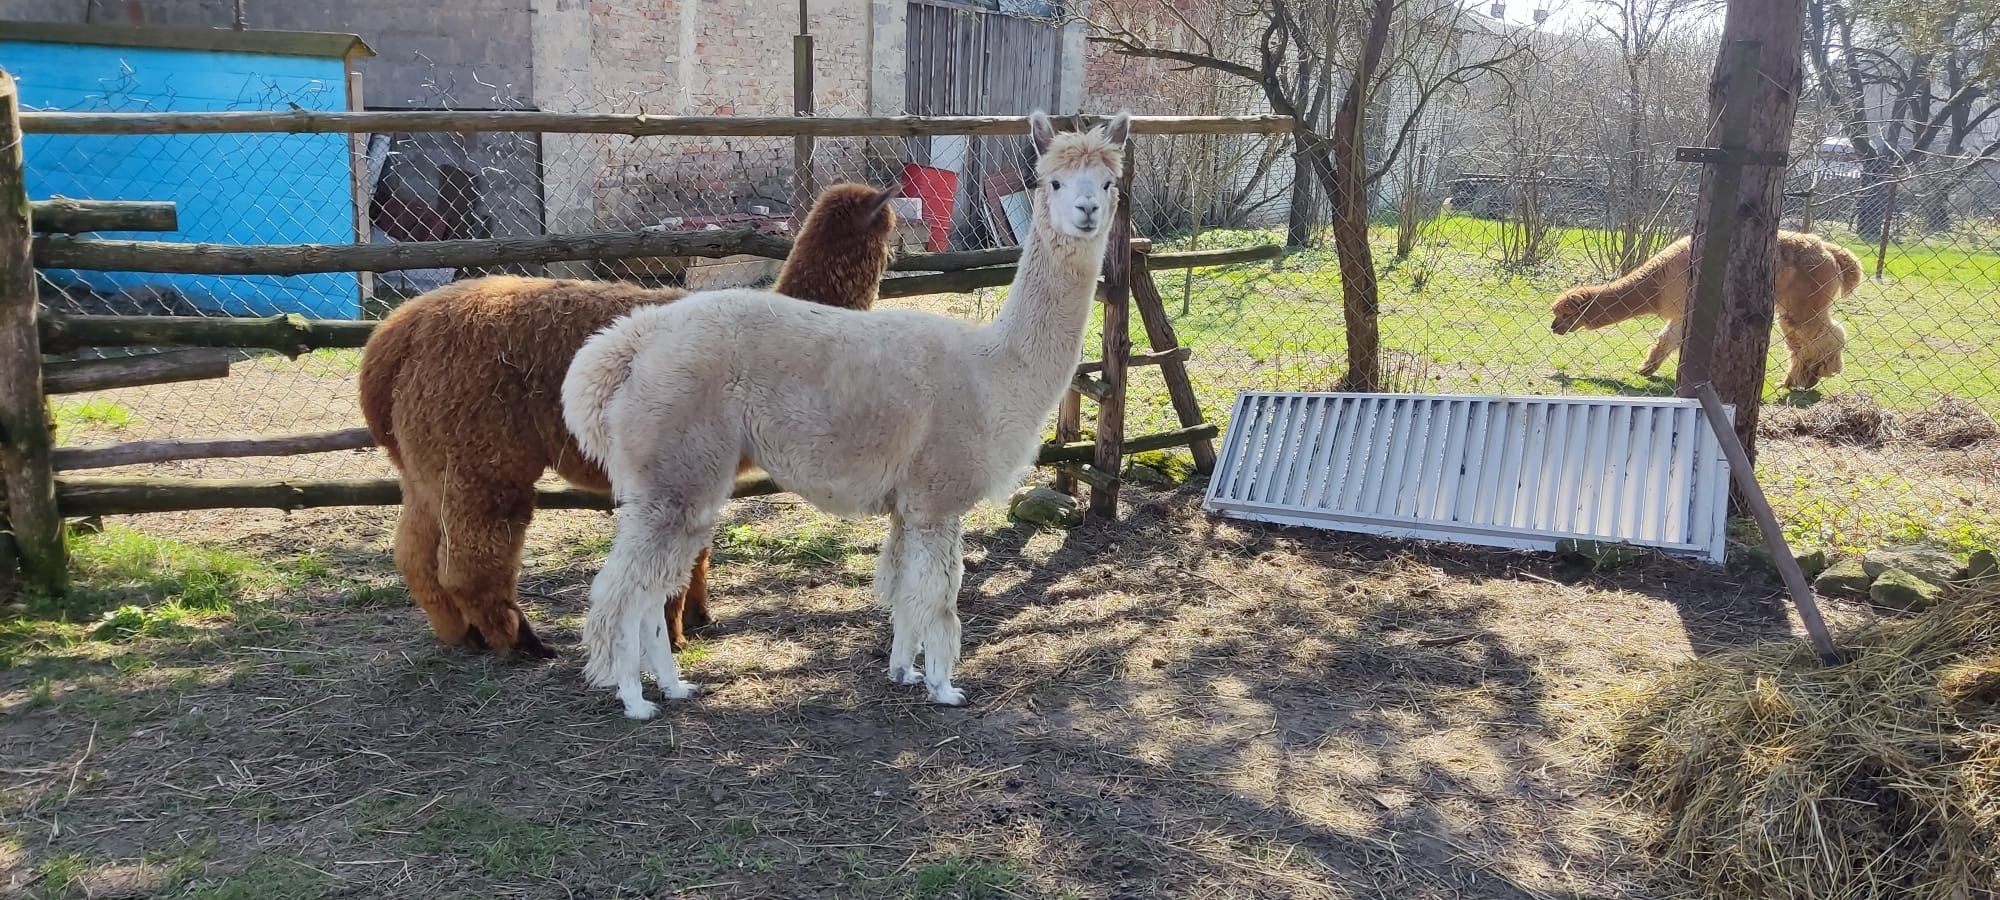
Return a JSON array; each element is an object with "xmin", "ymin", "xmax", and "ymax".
[{"xmin": 16, "ymin": 111, "xmax": 1296, "ymax": 137}]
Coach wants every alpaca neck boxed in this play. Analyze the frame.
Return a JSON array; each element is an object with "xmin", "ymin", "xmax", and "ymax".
[{"xmin": 980, "ymin": 195, "xmax": 1114, "ymax": 430}]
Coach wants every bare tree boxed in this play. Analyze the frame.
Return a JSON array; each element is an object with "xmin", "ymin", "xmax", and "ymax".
[
  {"xmin": 1805, "ymin": 0, "xmax": 2000, "ymax": 238},
  {"xmin": 1582, "ymin": 0, "xmax": 1722, "ymax": 271},
  {"xmin": 1087, "ymin": 0, "xmax": 1534, "ymax": 389}
]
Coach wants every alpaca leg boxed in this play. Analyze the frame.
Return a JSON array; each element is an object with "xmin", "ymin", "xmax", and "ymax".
[
  {"xmin": 1638, "ymin": 319, "xmax": 1681, "ymax": 377},
  {"xmin": 1783, "ymin": 313, "xmax": 1846, "ymax": 389},
  {"xmin": 879, "ymin": 516, "xmax": 923, "ymax": 686},
  {"xmin": 584, "ymin": 495, "xmax": 726, "ymax": 719},
  {"xmin": 394, "ymin": 486, "xmax": 467, "ymax": 646},
  {"xmin": 663, "ymin": 546, "xmax": 713, "ymax": 651},
  {"xmin": 437, "ymin": 479, "xmax": 551, "ymax": 659},
  {"xmin": 888, "ymin": 517, "xmax": 967, "ymax": 706}
]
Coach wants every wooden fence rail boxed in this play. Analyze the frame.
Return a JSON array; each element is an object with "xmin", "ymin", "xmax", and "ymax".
[
  {"xmin": 1, "ymin": 109, "xmax": 1261, "ymax": 593},
  {"xmin": 20, "ymin": 111, "xmax": 1293, "ymax": 137}
]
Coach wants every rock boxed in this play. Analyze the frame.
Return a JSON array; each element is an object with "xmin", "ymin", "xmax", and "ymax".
[
  {"xmin": 1968, "ymin": 549, "xmax": 1998, "ymax": 582},
  {"xmin": 1127, "ymin": 449, "xmax": 1195, "ymax": 483},
  {"xmin": 1008, "ymin": 485, "xmax": 1084, "ymax": 529},
  {"xmin": 1746, "ymin": 543, "xmax": 1832, "ymax": 579},
  {"xmin": 1556, "ymin": 538, "xmax": 1644, "ymax": 570},
  {"xmin": 1122, "ymin": 462, "xmax": 1175, "ymax": 486},
  {"xmin": 1863, "ymin": 544, "xmax": 1963, "ymax": 587},
  {"xmin": 1870, "ymin": 567, "xmax": 1943, "ymax": 612},
  {"xmin": 1813, "ymin": 557, "xmax": 1874, "ymax": 598}
]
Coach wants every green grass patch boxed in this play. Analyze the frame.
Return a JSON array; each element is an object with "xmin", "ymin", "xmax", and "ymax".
[
  {"xmin": 180, "ymin": 856, "xmax": 332, "ymax": 900},
  {"xmin": 714, "ymin": 520, "xmax": 858, "ymax": 568},
  {"xmin": 1, "ymin": 527, "xmax": 283, "ymax": 668},
  {"xmin": 52, "ymin": 398, "xmax": 135, "ymax": 434},
  {"xmin": 907, "ymin": 856, "xmax": 1022, "ymax": 900},
  {"xmin": 1103, "ymin": 214, "xmax": 2000, "ymax": 552},
  {"xmin": 410, "ymin": 799, "xmax": 577, "ymax": 882}
]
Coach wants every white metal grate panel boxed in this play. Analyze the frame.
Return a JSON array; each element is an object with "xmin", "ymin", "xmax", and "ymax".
[{"xmin": 1205, "ymin": 392, "xmax": 1733, "ymax": 562}]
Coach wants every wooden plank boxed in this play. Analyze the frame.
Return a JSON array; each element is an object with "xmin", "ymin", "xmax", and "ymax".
[
  {"xmin": 1129, "ymin": 254, "xmax": 1219, "ymax": 471},
  {"xmin": 39, "ymin": 312, "xmax": 376, "ymax": 356},
  {"xmin": 0, "ymin": 71, "xmax": 67, "ymax": 593},
  {"xmin": 0, "ymin": 21, "xmax": 373, "ymax": 60},
  {"xmin": 43, "ymin": 349, "xmax": 233, "ymax": 395},
  {"xmin": 1074, "ymin": 346, "xmax": 1190, "ymax": 375},
  {"xmin": 36, "ymin": 227, "xmax": 800, "ymax": 275},
  {"xmin": 28, "ymin": 200, "xmax": 177, "ymax": 234},
  {"xmin": 53, "ymin": 426, "xmax": 1217, "ymax": 516},
  {"xmin": 1090, "ymin": 148, "xmax": 1136, "ymax": 519},
  {"xmin": 53, "ymin": 428, "xmax": 374, "ymax": 471},
  {"xmin": 20, "ymin": 111, "xmax": 1294, "ymax": 138}
]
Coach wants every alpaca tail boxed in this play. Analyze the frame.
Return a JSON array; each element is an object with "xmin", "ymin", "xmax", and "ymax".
[
  {"xmin": 357, "ymin": 311, "xmax": 412, "ymax": 466},
  {"xmin": 1827, "ymin": 239, "xmax": 1863, "ymax": 296},
  {"xmin": 561, "ymin": 312, "xmax": 653, "ymax": 467}
]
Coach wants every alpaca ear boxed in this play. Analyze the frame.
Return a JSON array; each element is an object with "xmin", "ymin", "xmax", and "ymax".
[
  {"xmin": 1029, "ymin": 110, "xmax": 1056, "ymax": 155},
  {"xmin": 868, "ymin": 185, "xmax": 898, "ymax": 220},
  {"xmin": 1104, "ymin": 111, "xmax": 1131, "ymax": 148}
]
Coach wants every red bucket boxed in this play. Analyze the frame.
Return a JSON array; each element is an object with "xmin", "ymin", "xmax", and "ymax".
[{"xmin": 899, "ymin": 163, "xmax": 959, "ymax": 252}]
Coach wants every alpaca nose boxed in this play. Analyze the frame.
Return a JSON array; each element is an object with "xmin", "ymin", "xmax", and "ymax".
[{"xmin": 1075, "ymin": 200, "xmax": 1099, "ymax": 220}]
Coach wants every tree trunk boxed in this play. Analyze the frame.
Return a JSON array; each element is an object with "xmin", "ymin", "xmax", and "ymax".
[
  {"xmin": 1332, "ymin": 0, "xmax": 1395, "ymax": 391},
  {"xmin": 1677, "ymin": 0, "xmax": 1807, "ymax": 464},
  {"xmin": 1286, "ymin": 130, "xmax": 1319, "ymax": 247},
  {"xmin": 1853, "ymin": 155, "xmax": 1893, "ymax": 240}
]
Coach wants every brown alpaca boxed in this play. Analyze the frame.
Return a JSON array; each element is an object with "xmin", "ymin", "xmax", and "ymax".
[
  {"xmin": 1550, "ymin": 230, "xmax": 1861, "ymax": 390},
  {"xmin": 359, "ymin": 183, "xmax": 898, "ymax": 658}
]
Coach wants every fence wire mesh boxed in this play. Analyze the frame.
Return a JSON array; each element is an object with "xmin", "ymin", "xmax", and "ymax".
[{"xmin": 20, "ymin": 45, "xmax": 1998, "ymax": 557}]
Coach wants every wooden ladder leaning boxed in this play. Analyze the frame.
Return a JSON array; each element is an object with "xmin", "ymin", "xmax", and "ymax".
[{"xmin": 1057, "ymin": 233, "xmax": 1219, "ymax": 519}]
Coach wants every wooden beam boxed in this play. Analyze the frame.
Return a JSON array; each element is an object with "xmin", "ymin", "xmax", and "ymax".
[
  {"xmin": 1091, "ymin": 150, "xmax": 1137, "ymax": 520},
  {"xmin": 53, "ymin": 427, "xmax": 373, "ymax": 471},
  {"xmin": 1075, "ymin": 346, "xmax": 1190, "ymax": 375},
  {"xmin": 1130, "ymin": 255, "xmax": 1219, "ymax": 472},
  {"xmin": 53, "ymin": 426, "xmax": 1218, "ymax": 516},
  {"xmin": 43, "ymin": 349, "xmax": 233, "ymax": 395},
  {"xmin": 39, "ymin": 312, "xmax": 376, "ymax": 356},
  {"xmin": 29, "ymin": 199, "xmax": 177, "ymax": 234},
  {"xmin": 0, "ymin": 71, "xmax": 67, "ymax": 593},
  {"xmin": 1146, "ymin": 244, "xmax": 1284, "ymax": 270},
  {"xmin": 20, "ymin": 111, "xmax": 1295, "ymax": 138},
  {"xmin": 36, "ymin": 227, "xmax": 799, "ymax": 275},
  {"xmin": 1070, "ymin": 373, "xmax": 1111, "ymax": 402}
]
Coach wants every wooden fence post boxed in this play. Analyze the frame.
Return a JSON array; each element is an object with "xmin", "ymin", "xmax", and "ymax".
[
  {"xmin": 1089, "ymin": 140, "xmax": 1136, "ymax": 519},
  {"xmin": 0, "ymin": 70, "xmax": 68, "ymax": 595}
]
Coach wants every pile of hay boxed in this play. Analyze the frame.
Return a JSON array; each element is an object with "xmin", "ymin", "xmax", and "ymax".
[
  {"xmin": 1762, "ymin": 392, "xmax": 1999, "ymax": 451},
  {"xmin": 1610, "ymin": 581, "xmax": 2000, "ymax": 900}
]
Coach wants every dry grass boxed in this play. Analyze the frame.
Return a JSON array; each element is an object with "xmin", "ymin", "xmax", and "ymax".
[
  {"xmin": 1603, "ymin": 580, "xmax": 2000, "ymax": 900},
  {"xmin": 1762, "ymin": 391, "xmax": 2000, "ymax": 452}
]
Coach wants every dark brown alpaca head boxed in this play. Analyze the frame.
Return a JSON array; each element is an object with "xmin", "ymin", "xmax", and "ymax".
[
  {"xmin": 772, "ymin": 182, "xmax": 899, "ymax": 311},
  {"xmin": 1550, "ymin": 286, "xmax": 1609, "ymax": 334}
]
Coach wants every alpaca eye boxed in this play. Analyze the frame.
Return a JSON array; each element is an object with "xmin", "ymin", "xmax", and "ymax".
[
  {"xmin": 1103, "ymin": 180, "xmax": 1112, "ymax": 189},
  {"xmin": 1050, "ymin": 180, "xmax": 1062, "ymax": 190}
]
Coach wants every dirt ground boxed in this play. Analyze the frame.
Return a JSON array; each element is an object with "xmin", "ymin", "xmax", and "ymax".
[{"xmin": 1, "ymin": 470, "xmax": 1867, "ymax": 899}]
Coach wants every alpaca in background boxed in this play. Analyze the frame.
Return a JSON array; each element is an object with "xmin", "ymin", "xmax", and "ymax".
[
  {"xmin": 563, "ymin": 111, "xmax": 1129, "ymax": 718},
  {"xmin": 1549, "ymin": 230, "xmax": 1860, "ymax": 389},
  {"xmin": 358, "ymin": 183, "xmax": 898, "ymax": 658}
]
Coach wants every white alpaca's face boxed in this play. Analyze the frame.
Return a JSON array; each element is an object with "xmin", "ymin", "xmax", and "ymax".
[
  {"xmin": 1028, "ymin": 111, "xmax": 1131, "ymax": 240},
  {"xmin": 1043, "ymin": 165, "xmax": 1118, "ymax": 239}
]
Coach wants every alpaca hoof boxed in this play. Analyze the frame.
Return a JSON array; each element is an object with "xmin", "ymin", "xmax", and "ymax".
[
  {"xmin": 888, "ymin": 665, "xmax": 925, "ymax": 686},
  {"xmin": 928, "ymin": 683, "xmax": 967, "ymax": 706},
  {"xmin": 683, "ymin": 608, "xmax": 713, "ymax": 630},
  {"xmin": 662, "ymin": 679, "xmax": 701, "ymax": 700},
  {"xmin": 622, "ymin": 698, "xmax": 660, "ymax": 720},
  {"xmin": 514, "ymin": 628, "xmax": 557, "ymax": 660},
  {"xmin": 670, "ymin": 635, "xmax": 690, "ymax": 652}
]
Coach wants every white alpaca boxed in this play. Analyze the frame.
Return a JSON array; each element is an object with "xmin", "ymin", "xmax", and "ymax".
[{"xmin": 562, "ymin": 111, "xmax": 1130, "ymax": 718}]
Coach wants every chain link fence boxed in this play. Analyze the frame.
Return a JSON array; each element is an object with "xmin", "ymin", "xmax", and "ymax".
[{"xmin": 21, "ymin": 49, "xmax": 1998, "ymax": 556}]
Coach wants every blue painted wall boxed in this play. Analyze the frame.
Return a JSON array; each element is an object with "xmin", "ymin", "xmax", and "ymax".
[{"xmin": 2, "ymin": 40, "xmax": 360, "ymax": 318}]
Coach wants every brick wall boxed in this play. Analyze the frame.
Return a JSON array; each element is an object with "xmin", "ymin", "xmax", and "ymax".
[{"xmin": 0, "ymin": 0, "xmax": 535, "ymax": 108}]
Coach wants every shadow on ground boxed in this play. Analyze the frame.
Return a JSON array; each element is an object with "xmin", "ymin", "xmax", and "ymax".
[{"xmin": 0, "ymin": 486, "xmax": 1800, "ymax": 899}]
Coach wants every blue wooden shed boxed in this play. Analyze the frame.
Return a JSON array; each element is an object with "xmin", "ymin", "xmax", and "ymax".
[{"xmin": 1, "ymin": 21, "xmax": 372, "ymax": 319}]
